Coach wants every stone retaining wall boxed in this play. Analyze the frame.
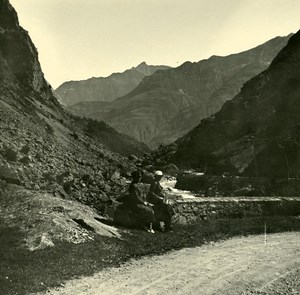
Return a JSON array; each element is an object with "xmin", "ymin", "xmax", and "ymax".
[{"xmin": 171, "ymin": 197, "xmax": 300, "ymax": 224}]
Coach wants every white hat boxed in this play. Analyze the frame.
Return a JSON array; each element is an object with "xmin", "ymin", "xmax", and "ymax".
[{"xmin": 154, "ymin": 170, "xmax": 163, "ymax": 176}]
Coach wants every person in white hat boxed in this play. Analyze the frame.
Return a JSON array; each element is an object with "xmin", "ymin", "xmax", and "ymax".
[
  {"xmin": 147, "ymin": 171, "xmax": 174, "ymax": 231},
  {"xmin": 154, "ymin": 170, "xmax": 163, "ymax": 177}
]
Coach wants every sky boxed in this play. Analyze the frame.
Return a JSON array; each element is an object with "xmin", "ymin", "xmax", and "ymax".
[{"xmin": 9, "ymin": 0, "xmax": 300, "ymax": 89}]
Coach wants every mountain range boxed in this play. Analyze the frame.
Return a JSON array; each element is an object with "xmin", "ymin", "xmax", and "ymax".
[
  {"xmin": 68, "ymin": 35, "xmax": 292, "ymax": 149},
  {"xmin": 153, "ymin": 29, "xmax": 300, "ymax": 178},
  {"xmin": 55, "ymin": 62, "xmax": 170, "ymax": 106}
]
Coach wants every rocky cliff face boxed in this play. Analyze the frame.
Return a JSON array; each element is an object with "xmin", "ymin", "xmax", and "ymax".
[
  {"xmin": 0, "ymin": 0, "xmax": 54, "ymax": 101},
  {"xmin": 55, "ymin": 62, "xmax": 170, "ymax": 106},
  {"xmin": 155, "ymin": 29, "xmax": 300, "ymax": 178},
  {"xmin": 0, "ymin": 0, "xmax": 148, "ymax": 248},
  {"xmin": 0, "ymin": 0, "xmax": 147, "ymax": 156},
  {"xmin": 70, "ymin": 35, "xmax": 291, "ymax": 149}
]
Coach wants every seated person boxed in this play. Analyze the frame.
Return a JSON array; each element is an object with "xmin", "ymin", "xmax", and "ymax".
[
  {"xmin": 122, "ymin": 170, "xmax": 155, "ymax": 233},
  {"xmin": 147, "ymin": 171, "xmax": 174, "ymax": 231}
]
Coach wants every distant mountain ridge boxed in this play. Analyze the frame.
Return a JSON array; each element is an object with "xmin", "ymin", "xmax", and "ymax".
[
  {"xmin": 69, "ymin": 35, "xmax": 292, "ymax": 149},
  {"xmin": 55, "ymin": 62, "xmax": 170, "ymax": 106},
  {"xmin": 154, "ymin": 29, "xmax": 300, "ymax": 178}
]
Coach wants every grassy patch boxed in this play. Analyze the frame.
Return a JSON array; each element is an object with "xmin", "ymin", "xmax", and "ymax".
[{"xmin": 0, "ymin": 216, "xmax": 299, "ymax": 295}]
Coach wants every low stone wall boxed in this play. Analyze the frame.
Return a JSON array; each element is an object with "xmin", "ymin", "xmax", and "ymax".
[{"xmin": 171, "ymin": 197, "xmax": 300, "ymax": 224}]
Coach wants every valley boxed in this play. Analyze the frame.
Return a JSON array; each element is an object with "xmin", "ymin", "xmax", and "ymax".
[
  {"xmin": 66, "ymin": 35, "xmax": 291, "ymax": 149},
  {"xmin": 0, "ymin": 0, "xmax": 299, "ymax": 294}
]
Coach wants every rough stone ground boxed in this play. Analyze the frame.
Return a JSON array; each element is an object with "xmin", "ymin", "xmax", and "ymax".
[
  {"xmin": 36, "ymin": 232, "xmax": 300, "ymax": 295},
  {"xmin": 0, "ymin": 185, "xmax": 120, "ymax": 250}
]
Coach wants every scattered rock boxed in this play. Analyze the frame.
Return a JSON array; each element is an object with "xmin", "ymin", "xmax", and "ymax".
[
  {"xmin": 81, "ymin": 174, "xmax": 93, "ymax": 183},
  {"xmin": 19, "ymin": 155, "xmax": 32, "ymax": 165},
  {"xmin": 99, "ymin": 193, "xmax": 110, "ymax": 202},
  {"xmin": 20, "ymin": 144, "xmax": 30, "ymax": 154},
  {"xmin": 70, "ymin": 131, "xmax": 79, "ymax": 140},
  {"xmin": 43, "ymin": 172, "xmax": 56, "ymax": 183},
  {"xmin": 104, "ymin": 184, "xmax": 111, "ymax": 192},
  {"xmin": 128, "ymin": 154, "xmax": 139, "ymax": 162}
]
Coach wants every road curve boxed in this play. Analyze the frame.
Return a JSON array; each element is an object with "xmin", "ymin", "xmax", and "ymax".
[{"xmin": 36, "ymin": 232, "xmax": 300, "ymax": 295}]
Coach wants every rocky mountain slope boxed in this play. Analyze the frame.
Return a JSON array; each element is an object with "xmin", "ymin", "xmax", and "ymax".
[
  {"xmin": 55, "ymin": 62, "xmax": 170, "ymax": 106},
  {"xmin": 0, "ymin": 0, "xmax": 146, "ymax": 249},
  {"xmin": 70, "ymin": 35, "xmax": 291, "ymax": 149},
  {"xmin": 153, "ymin": 29, "xmax": 300, "ymax": 178}
]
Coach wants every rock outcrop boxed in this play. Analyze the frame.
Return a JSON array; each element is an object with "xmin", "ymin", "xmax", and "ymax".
[
  {"xmin": 69, "ymin": 35, "xmax": 291, "ymax": 149},
  {"xmin": 0, "ymin": 185, "xmax": 120, "ymax": 250},
  {"xmin": 154, "ymin": 29, "xmax": 300, "ymax": 178},
  {"xmin": 55, "ymin": 62, "xmax": 170, "ymax": 106},
  {"xmin": 0, "ymin": 0, "xmax": 54, "ymax": 101}
]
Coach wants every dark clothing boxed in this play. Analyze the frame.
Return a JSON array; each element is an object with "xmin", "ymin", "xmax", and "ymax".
[
  {"xmin": 147, "ymin": 180, "xmax": 174, "ymax": 230},
  {"xmin": 123, "ymin": 182, "xmax": 154, "ymax": 227},
  {"xmin": 128, "ymin": 183, "xmax": 145, "ymax": 206},
  {"xmin": 147, "ymin": 181, "xmax": 165, "ymax": 205}
]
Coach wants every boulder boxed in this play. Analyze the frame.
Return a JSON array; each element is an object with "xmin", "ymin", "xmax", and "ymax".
[
  {"xmin": 27, "ymin": 233, "xmax": 55, "ymax": 251},
  {"xmin": 70, "ymin": 131, "xmax": 79, "ymax": 140},
  {"xmin": 162, "ymin": 163, "xmax": 179, "ymax": 174},
  {"xmin": 2, "ymin": 146, "xmax": 18, "ymax": 162},
  {"xmin": 99, "ymin": 193, "xmax": 110, "ymax": 202},
  {"xmin": 0, "ymin": 164, "xmax": 21, "ymax": 185},
  {"xmin": 106, "ymin": 168, "xmax": 121, "ymax": 182},
  {"xmin": 128, "ymin": 154, "xmax": 139, "ymax": 162},
  {"xmin": 19, "ymin": 156, "xmax": 32, "ymax": 165},
  {"xmin": 20, "ymin": 144, "xmax": 30, "ymax": 154},
  {"xmin": 113, "ymin": 204, "xmax": 138, "ymax": 228}
]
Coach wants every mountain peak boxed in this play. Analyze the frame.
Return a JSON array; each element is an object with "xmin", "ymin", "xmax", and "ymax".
[
  {"xmin": 135, "ymin": 61, "xmax": 149, "ymax": 70},
  {"xmin": 137, "ymin": 61, "xmax": 148, "ymax": 66}
]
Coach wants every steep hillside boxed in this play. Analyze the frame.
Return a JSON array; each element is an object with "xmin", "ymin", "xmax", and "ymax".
[
  {"xmin": 55, "ymin": 62, "xmax": 170, "ymax": 106},
  {"xmin": 79, "ymin": 118, "xmax": 149, "ymax": 156},
  {"xmin": 0, "ymin": 0, "xmax": 145, "ymax": 249},
  {"xmin": 154, "ymin": 29, "xmax": 300, "ymax": 178},
  {"xmin": 70, "ymin": 35, "xmax": 291, "ymax": 149}
]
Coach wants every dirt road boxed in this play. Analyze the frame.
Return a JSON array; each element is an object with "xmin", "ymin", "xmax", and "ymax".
[{"xmin": 38, "ymin": 232, "xmax": 300, "ymax": 295}]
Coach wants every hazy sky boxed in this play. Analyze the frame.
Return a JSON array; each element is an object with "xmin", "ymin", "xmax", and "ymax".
[{"xmin": 9, "ymin": 0, "xmax": 300, "ymax": 88}]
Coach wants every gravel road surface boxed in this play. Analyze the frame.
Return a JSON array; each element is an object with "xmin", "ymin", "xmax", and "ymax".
[{"xmin": 37, "ymin": 232, "xmax": 300, "ymax": 295}]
